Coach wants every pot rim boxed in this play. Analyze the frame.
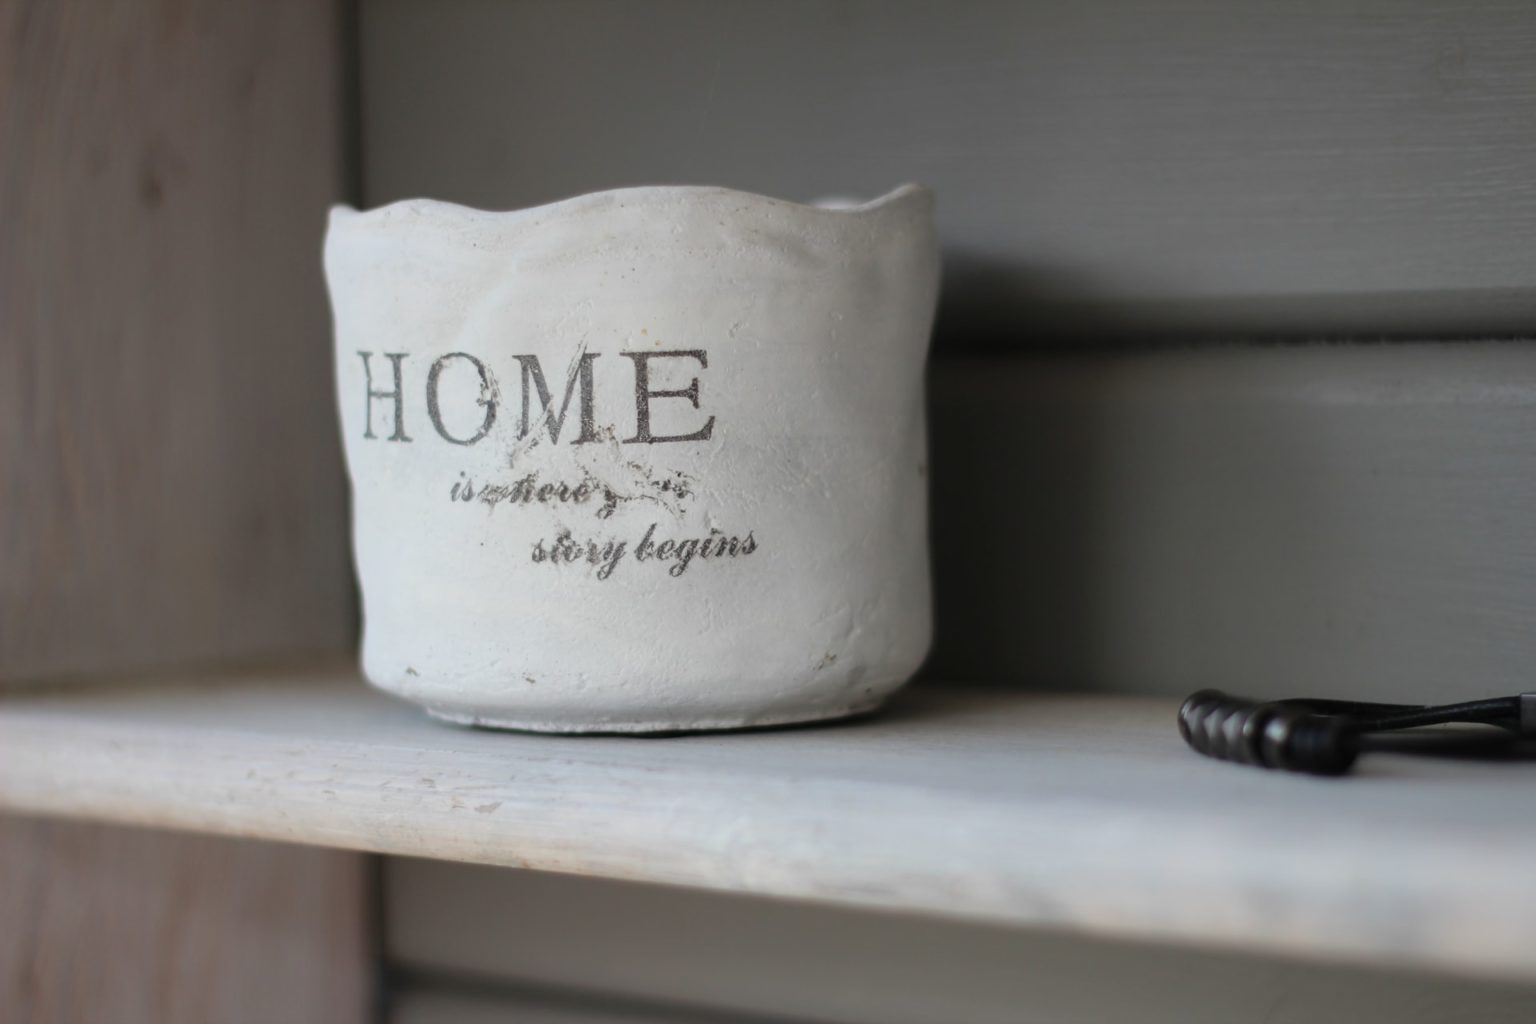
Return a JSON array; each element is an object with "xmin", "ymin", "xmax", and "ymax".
[{"xmin": 328, "ymin": 182, "xmax": 931, "ymax": 231}]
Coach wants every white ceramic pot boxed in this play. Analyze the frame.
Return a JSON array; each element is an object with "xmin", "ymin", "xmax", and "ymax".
[{"xmin": 324, "ymin": 185, "xmax": 939, "ymax": 732}]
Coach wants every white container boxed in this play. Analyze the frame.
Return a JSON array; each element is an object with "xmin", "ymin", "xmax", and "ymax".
[{"xmin": 324, "ymin": 185, "xmax": 939, "ymax": 732}]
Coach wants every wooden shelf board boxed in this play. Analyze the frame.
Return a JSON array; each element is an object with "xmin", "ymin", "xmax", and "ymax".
[{"xmin": 3, "ymin": 666, "xmax": 1534, "ymax": 981}]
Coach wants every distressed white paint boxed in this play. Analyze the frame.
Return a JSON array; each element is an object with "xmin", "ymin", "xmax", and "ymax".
[
  {"xmin": 325, "ymin": 186, "xmax": 938, "ymax": 731},
  {"xmin": 2, "ymin": 668, "xmax": 1535, "ymax": 982}
]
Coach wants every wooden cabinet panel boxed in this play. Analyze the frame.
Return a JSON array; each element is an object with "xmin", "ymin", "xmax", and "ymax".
[
  {"xmin": 0, "ymin": 6, "xmax": 372, "ymax": 1022},
  {"xmin": 0, "ymin": 816, "xmax": 372, "ymax": 1024},
  {"xmin": 0, "ymin": 0, "xmax": 355, "ymax": 682}
]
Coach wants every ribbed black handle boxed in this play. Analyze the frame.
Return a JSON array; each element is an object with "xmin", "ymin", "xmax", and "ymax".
[
  {"xmin": 1178, "ymin": 689, "xmax": 1535, "ymax": 775},
  {"xmin": 1178, "ymin": 690, "xmax": 1358, "ymax": 775}
]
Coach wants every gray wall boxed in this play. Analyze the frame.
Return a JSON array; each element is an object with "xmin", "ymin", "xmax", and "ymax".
[
  {"xmin": 927, "ymin": 345, "xmax": 1536, "ymax": 701},
  {"xmin": 361, "ymin": 0, "xmax": 1536, "ymax": 343}
]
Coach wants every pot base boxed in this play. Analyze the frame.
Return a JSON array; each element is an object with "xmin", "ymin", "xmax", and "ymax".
[{"xmin": 420, "ymin": 697, "xmax": 888, "ymax": 735}]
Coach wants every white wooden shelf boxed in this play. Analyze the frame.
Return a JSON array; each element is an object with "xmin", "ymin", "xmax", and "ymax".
[{"xmin": 3, "ymin": 666, "xmax": 1534, "ymax": 982}]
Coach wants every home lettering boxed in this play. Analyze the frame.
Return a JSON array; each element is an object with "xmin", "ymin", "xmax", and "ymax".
[{"xmin": 358, "ymin": 349, "xmax": 716, "ymax": 445}]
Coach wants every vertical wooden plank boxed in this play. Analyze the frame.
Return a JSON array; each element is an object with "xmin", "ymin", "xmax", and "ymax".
[
  {"xmin": 0, "ymin": 5, "xmax": 374, "ymax": 1022},
  {"xmin": 0, "ymin": 816, "xmax": 372, "ymax": 1024},
  {"xmin": 0, "ymin": 0, "xmax": 355, "ymax": 682}
]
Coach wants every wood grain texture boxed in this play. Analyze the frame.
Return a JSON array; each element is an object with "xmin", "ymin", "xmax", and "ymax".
[
  {"xmin": 0, "ymin": 814, "xmax": 371, "ymax": 1024},
  {"xmin": 387, "ymin": 862, "xmax": 1536, "ymax": 1024},
  {"xmin": 928, "ymin": 341, "xmax": 1536, "ymax": 702},
  {"xmin": 1, "ymin": 668, "xmax": 1534, "ymax": 982},
  {"xmin": 359, "ymin": 0, "xmax": 1536, "ymax": 342},
  {"xmin": 0, "ymin": 0, "xmax": 354, "ymax": 682}
]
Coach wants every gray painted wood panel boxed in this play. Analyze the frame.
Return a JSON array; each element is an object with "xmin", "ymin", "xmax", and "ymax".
[
  {"xmin": 927, "ymin": 341, "xmax": 1536, "ymax": 701},
  {"xmin": 386, "ymin": 861, "xmax": 1536, "ymax": 1024},
  {"xmin": 359, "ymin": 0, "xmax": 1536, "ymax": 341},
  {"xmin": 0, "ymin": 0, "xmax": 355, "ymax": 682}
]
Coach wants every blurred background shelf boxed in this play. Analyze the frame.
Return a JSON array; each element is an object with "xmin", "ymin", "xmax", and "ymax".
[{"xmin": 3, "ymin": 665, "xmax": 1534, "ymax": 984}]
